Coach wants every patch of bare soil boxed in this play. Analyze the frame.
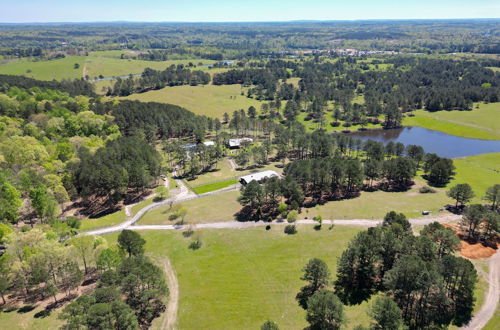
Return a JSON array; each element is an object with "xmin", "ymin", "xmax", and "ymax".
[{"xmin": 460, "ymin": 241, "xmax": 497, "ymax": 259}]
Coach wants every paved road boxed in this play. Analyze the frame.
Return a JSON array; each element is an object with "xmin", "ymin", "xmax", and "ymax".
[{"xmin": 462, "ymin": 250, "xmax": 500, "ymax": 330}]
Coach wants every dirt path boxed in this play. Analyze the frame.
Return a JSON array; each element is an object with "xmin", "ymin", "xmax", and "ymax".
[
  {"xmin": 162, "ymin": 258, "xmax": 179, "ymax": 330},
  {"xmin": 131, "ymin": 214, "xmax": 463, "ymax": 231},
  {"xmin": 228, "ymin": 158, "xmax": 237, "ymax": 171},
  {"xmin": 82, "ymin": 64, "xmax": 88, "ymax": 79},
  {"xmin": 462, "ymin": 250, "xmax": 500, "ymax": 330}
]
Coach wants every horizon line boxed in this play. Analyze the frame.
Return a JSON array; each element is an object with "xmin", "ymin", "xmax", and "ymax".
[{"xmin": 1, "ymin": 17, "xmax": 500, "ymax": 24}]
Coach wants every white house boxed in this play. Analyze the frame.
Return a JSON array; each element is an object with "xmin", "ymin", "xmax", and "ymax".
[
  {"xmin": 239, "ymin": 170, "xmax": 280, "ymax": 185},
  {"xmin": 228, "ymin": 138, "xmax": 253, "ymax": 149}
]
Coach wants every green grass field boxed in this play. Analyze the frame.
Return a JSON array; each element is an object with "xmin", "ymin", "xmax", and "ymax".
[
  {"xmin": 138, "ymin": 190, "xmax": 242, "ymax": 225},
  {"xmin": 84, "ymin": 57, "xmax": 216, "ymax": 80},
  {"xmin": 452, "ymin": 153, "xmax": 500, "ymax": 201},
  {"xmin": 0, "ymin": 56, "xmax": 86, "ymax": 80},
  {"xmin": 185, "ymin": 159, "xmax": 236, "ymax": 186},
  {"xmin": 120, "ymin": 84, "xmax": 263, "ymax": 118},
  {"xmin": 107, "ymin": 226, "xmax": 374, "ymax": 330},
  {"xmin": 403, "ymin": 103, "xmax": 500, "ymax": 140},
  {"xmin": 192, "ymin": 178, "xmax": 238, "ymax": 194},
  {"xmin": 107, "ymin": 226, "xmax": 488, "ymax": 330},
  {"xmin": 0, "ymin": 55, "xmax": 216, "ymax": 81},
  {"xmin": 0, "ymin": 304, "xmax": 64, "ymax": 330},
  {"xmin": 79, "ymin": 209, "xmax": 126, "ymax": 231}
]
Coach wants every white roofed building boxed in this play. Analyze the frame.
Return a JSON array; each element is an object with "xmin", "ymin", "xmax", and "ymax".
[
  {"xmin": 228, "ymin": 138, "xmax": 253, "ymax": 149},
  {"xmin": 239, "ymin": 170, "xmax": 280, "ymax": 185}
]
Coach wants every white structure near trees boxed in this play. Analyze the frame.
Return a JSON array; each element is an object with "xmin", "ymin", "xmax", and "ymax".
[{"xmin": 239, "ymin": 170, "xmax": 280, "ymax": 185}]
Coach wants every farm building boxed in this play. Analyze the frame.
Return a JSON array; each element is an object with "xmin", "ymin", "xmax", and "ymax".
[
  {"xmin": 227, "ymin": 138, "xmax": 253, "ymax": 149},
  {"xmin": 239, "ymin": 170, "xmax": 280, "ymax": 185}
]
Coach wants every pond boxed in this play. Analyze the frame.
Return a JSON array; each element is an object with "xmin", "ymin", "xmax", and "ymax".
[{"xmin": 347, "ymin": 126, "xmax": 500, "ymax": 158}]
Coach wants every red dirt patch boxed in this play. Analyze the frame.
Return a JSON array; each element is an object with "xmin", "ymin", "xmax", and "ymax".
[
  {"xmin": 459, "ymin": 241, "xmax": 497, "ymax": 259},
  {"xmin": 443, "ymin": 223, "xmax": 498, "ymax": 259}
]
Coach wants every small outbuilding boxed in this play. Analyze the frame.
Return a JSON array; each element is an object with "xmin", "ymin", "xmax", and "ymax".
[{"xmin": 239, "ymin": 170, "xmax": 280, "ymax": 185}]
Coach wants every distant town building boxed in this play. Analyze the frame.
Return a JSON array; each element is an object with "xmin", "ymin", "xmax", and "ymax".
[{"xmin": 239, "ymin": 170, "xmax": 280, "ymax": 185}]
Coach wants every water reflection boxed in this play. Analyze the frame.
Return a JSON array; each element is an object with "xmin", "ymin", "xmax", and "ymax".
[{"xmin": 347, "ymin": 127, "xmax": 500, "ymax": 158}]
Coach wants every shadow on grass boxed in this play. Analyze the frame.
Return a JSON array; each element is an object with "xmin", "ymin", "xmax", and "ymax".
[{"xmin": 17, "ymin": 305, "xmax": 36, "ymax": 313}]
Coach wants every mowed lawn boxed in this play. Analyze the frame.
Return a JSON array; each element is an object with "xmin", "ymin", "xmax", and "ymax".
[
  {"xmin": 121, "ymin": 84, "xmax": 264, "ymax": 118},
  {"xmin": 138, "ymin": 190, "xmax": 242, "ymax": 225},
  {"xmin": 0, "ymin": 56, "xmax": 86, "ymax": 80},
  {"xmin": 107, "ymin": 226, "xmax": 374, "ymax": 330},
  {"xmin": 0, "ymin": 304, "xmax": 64, "ymax": 330},
  {"xmin": 451, "ymin": 153, "xmax": 500, "ymax": 200},
  {"xmin": 403, "ymin": 103, "xmax": 500, "ymax": 140}
]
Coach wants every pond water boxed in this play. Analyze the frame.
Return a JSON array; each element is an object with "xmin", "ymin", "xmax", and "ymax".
[{"xmin": 347, "ymin": 126, "xmax": 500, "ymax": 158}]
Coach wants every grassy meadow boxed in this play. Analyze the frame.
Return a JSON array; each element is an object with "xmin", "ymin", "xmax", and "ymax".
[
  {"xmin": 107, "ymin": 226, "xmax": 374, "ymax": 330},
  {"xmin": 0, "ymin": 56, "xmax": 86, "ymax": 80},
  {"xmin": 120, "ymin": 84, "xmax": 263, "ymax": 118},
  {"xmin": 0, "ymin": 55, "xmax": 217, "ymax": 81},
  {"xmin": 403, "ymin": 103, "xmax": 500, "ymax": 140}
]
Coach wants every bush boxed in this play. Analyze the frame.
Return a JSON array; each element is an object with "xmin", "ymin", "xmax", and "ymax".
[
  {"xmin": 189, "ymin": 238, "xmax": 202, "ymax": 250},
  {"xmin": 66, "ymin": 216, "xmax": 81, "ymax": 229},
  {"xmin": 284, "ymin": 225, "xmax": 297, "ymax": 235},
  {"xmin": 342, "ymin": 122, "xmax": 352, "ymax": 127},
  {"xmin": 265, "ymin": 225, "xmax": 271, "ymax": 230},
  {"xmin": 331, "ymin": 121, "xmax": 341, "ymax": 127},
  {"xmin": 182, "ymin": 228, "xmax": 194, "ymax": 237},
  {"xmin": 419, "ymin": 186, "xmax": 436, "ymax": 194}
]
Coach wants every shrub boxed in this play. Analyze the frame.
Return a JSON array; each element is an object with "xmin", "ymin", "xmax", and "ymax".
[
  {"xmin": 189, "ymin": 238, "xmax": 202, "ymax": 250},
  {"xmin": 331, "ymin": 121, "xmax": 341, "ymax": 127},
  {"xmin": 419, "ymin": 186, "xmax": 436, "ymax": 193},
  {"xmin": 265, "ymin": 225, "xmax": 271, "ymax": 230},
  {"xmin": 284, "ymin": 225, "xmax": 297, "ymax": 235},
  {"xmin": 182, "ymin": 227, "xmax": 194, "ymax": 237}
]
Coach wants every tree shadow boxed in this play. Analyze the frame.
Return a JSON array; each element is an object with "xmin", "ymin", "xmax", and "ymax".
[
  {"xmin": 17, "ymin": 305, "xmax": 35, "ymax": 313},
  {"xmin": 296, "ymin": 285, "xmax": 314, "ymax": 309}
]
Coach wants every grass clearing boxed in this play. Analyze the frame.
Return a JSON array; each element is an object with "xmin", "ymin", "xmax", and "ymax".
[
  {"xmin": 403, "ymin": 103, "xmax": 500, "ymax": 140},
  {"xmin": 0, "ymin": 304, "xmax": 64, "ymax": 330},
  {"xmin": 79, "ymin": 209, "xmax": 126, "ymax": 231},
  {"xmin": 451, "ymin": 153, "xmax": 500, "ymax": 201},
  {"xmin": 106, "ymin": 226, "xmax": 372, "ymax": 330},
  {"xmin": 0, "ymin": 56, "xmax": 86, "ymax": 80},
  {"xmin": 120, "ymin": 84, "xmax": 263, "ymax": 118},
  {"xmin": 185, "ymin": 159, "xmax": 235, "ymax": 186},
  {"xmin": 192, "ymin": 178, "xmax": 238, "ymax": 194},
  {"xmin": 138, "ymin": 190, "xmax": 241, "ymax": 225}
]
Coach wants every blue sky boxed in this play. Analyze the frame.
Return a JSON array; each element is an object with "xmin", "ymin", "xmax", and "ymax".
[{"xmin": 1, "ymin": 0, "xmax": 499, "ymax": 23}]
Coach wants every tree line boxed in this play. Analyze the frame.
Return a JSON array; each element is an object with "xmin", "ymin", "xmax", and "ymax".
[
  {"xmin": 108, "ymin": 65, "xmax": 211, "ymax": 96},
  {"xmin": 0, "ymin": 74, "xmax": 96, "ymax": 97}
]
